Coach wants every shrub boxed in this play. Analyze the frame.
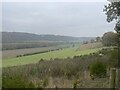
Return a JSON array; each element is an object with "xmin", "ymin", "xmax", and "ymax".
[
  {"xmin": 42, "ymin": 76, "xmax": 49, "ymax": 87},
  {"xmin": 39, "ymin": 59, "xmax": 44, "ymax": 62},
  {"xmin": 90, "ymin": 61, "xmax": 107, "ymax": 78},
  {"xmin": 109, "ymin": 49, "xmax": 119, "ymax": 68},
  {"xmin": 2, "ymin": 75, "xmax": 35, "ymax": 88}
]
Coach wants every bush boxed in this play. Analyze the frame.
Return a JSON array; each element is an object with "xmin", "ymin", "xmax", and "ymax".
[
  {"xmin": 2, "ymin": 75, "xmax": 35, "ymax": 88},
  {"xmin": 42, "ymin": 76, "xmax": 49, "ymax": 87},
  {"xmin": 90, "ymin": 61, "xmax": 107, "ymax": 78},
  {"xmin": 109, "ymin": 49, "xmax": 119, "ymax": 68}
]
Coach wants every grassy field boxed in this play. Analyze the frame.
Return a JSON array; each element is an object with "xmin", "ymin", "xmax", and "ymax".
[
  {"xmin": 2, "ymin": 44, "xmax": 73, "ymax": 59},
  {"xmin": 78, "ymin": 42, "xmax": 103, "ymax": 50},
  {"xmin": 2, "ymin": 46, "xmax": 102, "ymax": 67},
  {"xmin": 2, "ymin": 41, "xmax": 67, "ymax": 50}
]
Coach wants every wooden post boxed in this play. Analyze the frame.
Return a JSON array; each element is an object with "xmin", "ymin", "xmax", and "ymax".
[
  {"xmin": 116, "ymin": 69, "xmax": 120, "ymax": 89},
  {"xmin": 110, "ymin": 68, "xmax": 116, "ymax": 88}
]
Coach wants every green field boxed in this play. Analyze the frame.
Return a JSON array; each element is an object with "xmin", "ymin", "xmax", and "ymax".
[
  {"xmin": 2, "ymin": 44, "xmax": 73, "ymax": 59},
  {"xmin": 2, "ymin": 47, "xmax": 102, "ymax": 67}
]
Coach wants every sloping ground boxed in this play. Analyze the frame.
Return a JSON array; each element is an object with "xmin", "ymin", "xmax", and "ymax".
[
  {"xmin": 2, "ymin": 47, "xmax": 102, "ymax": 67},
  {"xmin": 3, "ymin": 48, "xmax": 112, "ymax": 88},
  {"xmin": 2, "ymin": 32, "xmax": 95, "ymax": 43},
  {"xmin": 78, "ymin": 42, "xmax": 103, "ymax": 51},
  {"xmin": 2, "ymin": 44, "xmax": 70, "ymax": 59}
]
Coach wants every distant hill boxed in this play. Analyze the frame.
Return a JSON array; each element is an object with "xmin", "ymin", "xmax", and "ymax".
[{"xmin": 2, "ymin": 32, "xmax": 95, "ymax": 43}]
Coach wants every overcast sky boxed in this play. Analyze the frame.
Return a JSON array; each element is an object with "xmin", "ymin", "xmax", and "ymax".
[{"xmin": 2, "ymin": 1, "xmax": 116, "ymax": 37}]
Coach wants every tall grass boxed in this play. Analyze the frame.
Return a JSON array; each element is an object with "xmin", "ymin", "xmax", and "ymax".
[{"xmin": 3, "ymin": 48, "xmax": 116, "ymax": 88}]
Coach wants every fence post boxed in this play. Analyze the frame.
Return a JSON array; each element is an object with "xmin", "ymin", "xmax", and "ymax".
[
  {"xmin": 116, "ymin": 69, "xmax": 120, "ymax": 89},
  {"xmin": 110, "ymin": 68, "xmax": 116, "ymax": 88}
]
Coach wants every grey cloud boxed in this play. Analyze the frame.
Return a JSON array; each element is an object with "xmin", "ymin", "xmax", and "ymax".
[{"xmin": 2, "ymin": 2, "xmax": 115, "ymax": 37}]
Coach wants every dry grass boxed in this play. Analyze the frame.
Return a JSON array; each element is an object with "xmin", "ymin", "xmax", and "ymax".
[
  {"xmin": 78, "ymin": 42, "xmax": 103, "ymax": 51},
  {"xmin": 44, "ymin": 71, "xmax": 109, "ymax": 88}
]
